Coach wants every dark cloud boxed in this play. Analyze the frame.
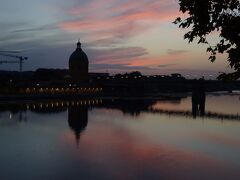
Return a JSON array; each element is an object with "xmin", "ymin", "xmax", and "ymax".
[
  {"xmin": 0, "ymin": 41, "xmax": 151, "ymax": 73},
  {"xmin": 0, "ymin": 33, "xmax": 24, "ymax": 42},
  {"xmin": 158, "ymin": 64, "xmax": 177, "ymax": 68},
  {"xmin": 0, "ymin": 21, "xmax": 30, "ymax": 31},
  {"xmin": 167, "ymin": 49, "xmax": 189, "ymax": 55},
  {"xmin": 90, "ymin": 63, "xmax": 158, "ymax": 74},
  {"xmin": 86, "ymin": 38, "xmax": 124, "ymax": 48},
  {"xmin": 11, "ymin": 24, "xmax": 57, "ymax": 33},
  {"xmin": 87, "ymin": 46, "xmax": 149, "ymax": 63}
]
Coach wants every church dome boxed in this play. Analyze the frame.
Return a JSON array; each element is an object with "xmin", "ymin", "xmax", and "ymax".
[
  {"xmin": 69, "ymin": 40, "xmax": 89, "ymax": 82},
  {"xmin": 69, "ymin": 41, "xmax": 89, "ymax": 64}
]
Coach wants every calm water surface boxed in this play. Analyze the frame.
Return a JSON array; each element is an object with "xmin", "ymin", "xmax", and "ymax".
[{"xmin": 0, "ymin": 93, "xmax": 240, "ymax": 180}]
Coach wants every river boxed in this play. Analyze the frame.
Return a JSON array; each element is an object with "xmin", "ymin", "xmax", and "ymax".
[{"xmin": 0, "ymin": 93, "xmax": 240, "ymax": 180}]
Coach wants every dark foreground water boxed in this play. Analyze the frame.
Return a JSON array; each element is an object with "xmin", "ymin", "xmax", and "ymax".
[{"xmin": 0, "ymin": 93, "xmax": 240, "ymax": 180}]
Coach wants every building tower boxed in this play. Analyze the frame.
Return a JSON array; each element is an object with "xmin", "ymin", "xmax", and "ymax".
[{"xmin": 69, "ymin": 40, "xmax": 89, "ymax": 82}]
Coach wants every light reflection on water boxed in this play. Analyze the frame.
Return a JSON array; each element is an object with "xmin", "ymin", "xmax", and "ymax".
[
  {"xmin": 152, "ymin": 93, "xmax": 240, "ymax": 115},
  {"xmin": 0, "ymin": 94, "xmax": 240, "ymax": 180}
]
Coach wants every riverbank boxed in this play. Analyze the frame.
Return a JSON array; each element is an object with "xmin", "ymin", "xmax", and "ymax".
[{"xmin": 1, "ymin": 90, "xmax": 239, "ymax": 102}]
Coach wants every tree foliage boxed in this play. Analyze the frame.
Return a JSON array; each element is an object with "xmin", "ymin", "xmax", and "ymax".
[{"xmin": 174, "ymin": 0, "xmax": 240, "ymax": 80}]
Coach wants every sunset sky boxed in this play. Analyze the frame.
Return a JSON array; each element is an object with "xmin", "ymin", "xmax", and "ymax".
[{"xmin": 0, "ymin": 0, "xmax": 233, "ymax": 78}]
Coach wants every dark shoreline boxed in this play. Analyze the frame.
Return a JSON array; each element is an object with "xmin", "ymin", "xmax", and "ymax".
[
  {"xmin": 0, "ymin": 93, "xmax": 188, "ymax": 102},
  {"xmin": 0, "ymin": 91, "xmax": 239, "ymax": 102},
  {"xmin": 0, "ymin": 93, "xmax": 239, "ymax": 122}
]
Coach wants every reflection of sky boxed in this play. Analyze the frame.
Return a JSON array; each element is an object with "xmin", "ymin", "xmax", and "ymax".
[
  {"xmin": 0, "ymin": 96, "xmax": 240, "ymax": 179},
  {"xmin": 63, "ymin": 116, "xmax": 240, "ymax": 179},
  {"xmin": 0, "ymin": 0, "xmax": 232, "ymax": 77},
  {"xmin": 152, "ymin": 94, "xmax": 240, "ymax": 115}
]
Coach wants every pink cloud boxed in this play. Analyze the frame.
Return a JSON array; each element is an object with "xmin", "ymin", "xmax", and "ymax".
[
  {"xmin": 127, "ymin": 52, "xmax": 187, "ymax": 67},
  {"xmin": 68, "ymin": 0, "xmax": 115, "ymax": 16},
  {"xmin": 87, "ymin": 46, "xmax": 185, "ymax": 67},
  {"xmin": 56, "ymin": 0, "xmax": 186, "ymax": 74},
  {"xmin": 57, "ymin": 0, "xmax": 179, "ymax": 38}
]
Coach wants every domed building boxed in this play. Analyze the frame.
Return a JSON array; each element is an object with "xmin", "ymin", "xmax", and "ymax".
[{"xmin": 69, "ymin": 40, "xmax": 89, "ymax": 82}]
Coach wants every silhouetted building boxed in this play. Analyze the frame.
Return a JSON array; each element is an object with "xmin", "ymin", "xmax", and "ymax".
[{"xmin": 69, "ymin": 40, "xmax": 89, "ymax": 83}]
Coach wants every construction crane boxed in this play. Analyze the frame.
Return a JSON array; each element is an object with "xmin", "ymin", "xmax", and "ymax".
[{"xmin": 0, "ymin": 51, "xmax": 28, "ymax": 72}]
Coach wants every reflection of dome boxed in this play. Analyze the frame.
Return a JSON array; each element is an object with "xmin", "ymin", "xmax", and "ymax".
[
  {"xmin": 69, "ymin": 40, "xmax": 89, "ymax": 82},
  {"xmin": 68, "ymin": 106, "xmax": 88, "ymax": 144}
]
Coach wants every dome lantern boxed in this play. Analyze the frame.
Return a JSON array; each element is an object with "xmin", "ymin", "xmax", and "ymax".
[{"xmin": 77, "ymin": 39, "xmax": 82, "ymax": 49}]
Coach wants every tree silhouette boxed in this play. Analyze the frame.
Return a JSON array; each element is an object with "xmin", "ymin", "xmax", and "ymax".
[{"xmin": 174, "ymin": 0, "xmax": 240, "ymax": 80}]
